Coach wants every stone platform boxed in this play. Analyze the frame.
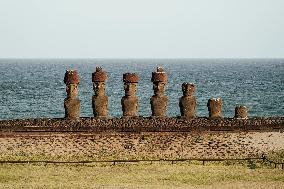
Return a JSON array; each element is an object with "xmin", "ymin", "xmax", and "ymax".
[{"xmin": 0, "ymin": 117, "xmax": 283, "ymax": 161}]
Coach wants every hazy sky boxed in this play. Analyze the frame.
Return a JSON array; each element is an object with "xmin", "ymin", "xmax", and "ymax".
[{"xmin": 0, "ymin": 0, "xmax": 283, "ymax": 58}]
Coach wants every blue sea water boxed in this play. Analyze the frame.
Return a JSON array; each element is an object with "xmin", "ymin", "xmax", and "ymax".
[{"xmin": 0, "ymin": 59, "xmax": 283, "ymax": 120}]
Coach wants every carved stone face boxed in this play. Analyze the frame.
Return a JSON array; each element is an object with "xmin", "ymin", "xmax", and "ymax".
[
  {"xmin": 153, "ymin": 82, "xmax": 166, "ymax": 96},
  {"xmin": 182, "ymin": 84, "xmax": 195, "ymax": 96},
  {"xmin": 66, "ymin": 84, "xmax": 78, "ymax": 99},
  {"xmin": 124, "ymin": 82, "xmax": 137, "ymax": 96},
  {"xmin": 93, "ymin": 82, "xmax": 106, "ymax": 96}
]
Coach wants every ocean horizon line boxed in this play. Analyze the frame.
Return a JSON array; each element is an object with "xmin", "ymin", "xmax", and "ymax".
[{"xmin": 1, "ymin": 57, "xmax": 284, "ymax": 60}]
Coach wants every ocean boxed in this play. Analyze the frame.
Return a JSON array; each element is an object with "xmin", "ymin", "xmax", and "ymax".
[{"xmin": 0, "ymin": 59, "xmax": 283, "ymax": 120}]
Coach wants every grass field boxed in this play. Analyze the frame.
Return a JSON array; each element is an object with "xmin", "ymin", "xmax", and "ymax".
[{"xmin": 0, "ymin": 161, "xmax": 283, "ymax": 189}]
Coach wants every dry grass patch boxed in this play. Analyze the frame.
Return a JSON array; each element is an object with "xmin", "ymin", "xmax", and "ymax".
[{"xmin": 0, "ymin": 162, "xmax": 283, "ymax": 189}]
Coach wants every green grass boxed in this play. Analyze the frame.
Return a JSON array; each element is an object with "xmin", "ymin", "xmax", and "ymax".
[{"xmin": 0, "ymin": 162, "xmax": 283, "ymax": 189}]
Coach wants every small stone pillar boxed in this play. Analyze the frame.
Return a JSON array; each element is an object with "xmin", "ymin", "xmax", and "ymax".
[
  {"xmin": 92, "ymin": 67, "xmax": 108, "ymax": 117},
  {"xmin": 64, "ymin": 70, "xmax": 80, "ymax": 119},
  {"xmin": 121, "ymin": 73, "xmax": 139, "ymax": 117},
  {"xmin": 207, "ymin": 97, "xmax": 222, "ymax": 118},
  {"xmin": 150, "ymin": 67, "xmax": 168, "ymax": 117},
  {"xmin": 235, "ymin": 105, "xmax": 248, "ymax": 119},
  {"xmin": 179, "ymin": 83, "xmax": 196, "ymax": 118}
]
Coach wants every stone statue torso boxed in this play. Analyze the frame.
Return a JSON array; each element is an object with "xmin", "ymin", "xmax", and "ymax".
[
  {"xmin": 92, "ymin": 95, "xmax": 108, "ymax": 117},
  {"xmin": 64, "ymin": 98, "xmax": 80, "ymax": 119},
  {"xmin": 121, "ymin": 96, "xmax": 138, "ymax": 117},
  {"xmin": 179, "ymin": 96, "xmax": 196, "ymax": 118},
  {"xmin": 150, "ymin": 96, "xmax": 168, "ymax": 117}
]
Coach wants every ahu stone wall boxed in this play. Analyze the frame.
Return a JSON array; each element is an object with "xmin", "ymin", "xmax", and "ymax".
[
  {"xmin": 0, "ymin": 117, "xmax": 283, "ymax": 132},
  {"xmin": 0, "ymin": 131, "xmax": 283, "ymax": 161},
  {"xmin": 0, "ymin": 117, "xmax": 283, "ymax": 161}
]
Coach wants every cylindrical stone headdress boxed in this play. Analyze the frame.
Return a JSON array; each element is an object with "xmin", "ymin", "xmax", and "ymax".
[
  {"xmin": 151, "ymin": 67, "xmax": 167, "ymax": 82},
  {"xmin": 123, "ymin": 73, "xmax": 139, "ymax": 83},
  {"xmin": 92, "ymin": 67, "xmax": 108, "ymax": 82},
  {"xmin": 64, "ymin": 70, "xmax": 80, "ymax": 85}
]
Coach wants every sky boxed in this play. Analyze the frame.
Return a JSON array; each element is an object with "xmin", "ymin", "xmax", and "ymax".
[{"xmin": 0, "ymin": 0, "xmax": 284, "ymax": 58}]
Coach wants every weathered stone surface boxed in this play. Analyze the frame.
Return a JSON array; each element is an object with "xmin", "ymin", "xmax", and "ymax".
[
  {"xmin": 64, "ymin": 70, "xmax": 80, "ymax": 119},
  {"xmin": 150, "ymin": 95, "xmax": 168, "ymax": 117},
  {"xmin": 207, "ymin": 98, "xmax": 222, "ymax": 118},
  {"xmin": 179, "ymin": 83, "xmax": 196, "ymax": 118},
  {"xmin": 92, "ymin": 68, "xmax": 108, "ymax": 117},
  {"xmin": 64, "ymin": 98, "xmax": 80, "ymax": 119},
  {"xmin": 1, "ymin": 131, "xmax": 283, "ymax": 161},
  {"xmin": 151, "ymin": 67, "xmax": 168, "ymax": 117},
  {"xmin": 151, "ymin": 67, "xmax": 167, "ymax": 82},
  {"xmin": 92, "ymin": 95, "xmax": 108, "ymax": 117},
  {"xmin": 121, "ymin": 74, "xmax": 139, "ymax": 117},
  {"xmin": 92, "ymin": 67, "xmax": 107, "ymax": 82},
  {"xmin": 66, "ymin": 84, "xmax": 78, "ymax": 99},
  {"xmin": 64, "ymin": 70, "xmax": 80, "ymax": 85},
  {"xmin": 235, "ymin": 106, "xmax": 248, "ymax": 119},
  {"xmin": 123, "ymin": 73, "xmax": 139, "ymax": 83},
  {"xmin": 0, "ymin": 117, "xmax": 283, "ymax": 132},
  {"xmin": 121, "ymin": 96, "xmax": 138, "ymax": 117}
]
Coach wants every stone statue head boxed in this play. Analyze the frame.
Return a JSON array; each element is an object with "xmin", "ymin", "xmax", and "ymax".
[
  {"xmin": 123, "ymin": 73, "xmax": 139, "ymax": 97},
  {"xmin": 93, "ymin": 82, "xmax": 106, "ymax": 96},
  {"xmin": 153, "ymin": 82, "xmax": 166, "ymax": 96},
  {"xmin": 66, "ymin": 84, "xmax": 78, "ymax": 99},
  {"xmin": 64, "ymin": 70, "xmax": 80, "ymax": 99},
  {"xmin": 235, "ymin": 105, "xmax": 248, "ymax": 119},
  {"xmin": 182, "ymin": 83, "xmax": 195, "ymax": 96},
  {"xmin": 151, "ymin": 67, "xmax": 167, "ymax": 97},
  {"xmin": 124, "ymin": 82, "xmax": 137, "ymax": 96},
  {"xmin": 92, "ymin": 67, "xmax": 108, "ymax": 97}
]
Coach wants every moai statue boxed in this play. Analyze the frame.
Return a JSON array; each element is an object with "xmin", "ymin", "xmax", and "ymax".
[
  {"xmin": 207, "ymin": 97, "xmax": 222, "ymax": 118},
  {"xmin": 92, "ymin": 67, "xmax": 108, "ymax": 117},
  {"xmin": 235, "ymin": 105, "xmax": 248, "ymax": 119},
  {"xmin": 150, "ymin": 67, "xmax": 168, "ymax": 117},
  {"xmin": 64, "ymin": 70, "xmax": 80, "ymax": 119},
  {"xmin": 121, "ymin": 73, "xmax": 139, "ymax": 117},
  {"xmin": 179, "ymin": 83, "xmax": 196, "ymax": 118}
]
